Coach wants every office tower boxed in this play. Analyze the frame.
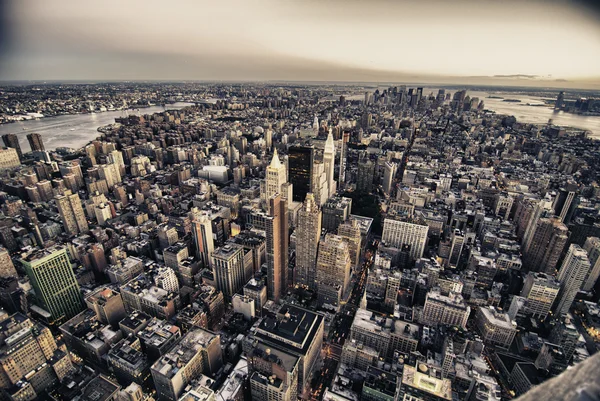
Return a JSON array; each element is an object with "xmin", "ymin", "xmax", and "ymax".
[
  {"xmin": 357, "ymin": 158, "xmax": 375, "ymax": 193},
  {"xmin": 1, "ymin": 133, "xmax": 23, "ymax": 160},
  {"xmin": 323, "ymin": 130, "xmax": 336, "ymax": 197},
  {"xmin": 316, "ymin": 234, "xmax": 351, "ymax": 308},
  {"xmin": 246, "ymin": 304, "xmax": 324, "ymax": 393},
  {"xmin": 211, "ymin": 243, "xmax": 246, "ymax": 299},
  {"xmin": 26, "ymin": 132, "xmax": 45, "ymax": 152},
  {"xmin": 192, "ymin": 211, "xmax": 214, "ymax": 268},
  {"xmin": 266, "ymin": 195, "xmax": 288, "ymax": 302},
  {"xmin": 151, "ymin": 328, "xmax": 222, "ymax": 401},
  {"xmin": 448, "ymin": 229, "xmax": 466, "ymax": 268},
  {"xmin": 522, "ymin": 197, "xmax": 554, "ymax": 256},
  {"xmin": 554, "ymin": 244, "xmax": 590, "ymax": 315},
  {"xmin": 0, "ymin": 247, "xmax": 17, "ymax": 278},
  {"xmin": 55, "ymin": 190, "xmax": 89, "ymax": 236},
  {"xmin": 84, "ymin": 287, "xmax": 127, "ymax": 329},
  {"xmin": 583, "ymin": 237, "xmax": 600, "ymax": 291},
  {"xmin": 0, "ymin": 147, "xmax": 20, "ymax": 169},
  {"xmin": 108, "ymin": 150, "xmax": 126, "ymax": 176},
  {"xmin": 555, "ymin": 91, "xmax": 565, "ymax": 110},
  {"xmin": 0, "ymin": 312, "xmax": 73, "ymax": 400},
  {"xmin": 20, "ymin": 245, "xmax": 84, "ymax": 323},
  {"xmin": 154, "ymin": 266, "xmax": 180, "ymax": 293},
  {"xmin": 421, "ymin": 290, "xmax": 470, "ymax": 329},
  {"xmin": 382, "ymin": 161, "xmax": 396, "ymax": 196},
  {"xmin": 248, "ymin": 341, "xmax": 299, "ymax": 401},
  {"xmin": 261, "ymin": 148, "xmax": 288, "ymax": 207},
  {"xmin": 337, "ymin": 219, "xmax": 362, "ymax": 270},
  {"xmin": 399, "ymin": 363, "xmax": 452, "ymax": 401},
  {"xmin": 381, "ymin": 217, "xmax": 429, "ymax": 262},
  {"xmin": 310, "ymin": 161, "xmax": 329, "ymax": 206},
  {"xmin": 295, "ymin": 193, "xmax": 322, "ymax": 290},
  {"xmin": 321, "ymin": 196, "xmax": 352, "ymax": 232},
  {"xmin": 339, "ymin": 132, "xmax": 350, "ymax": 188},
  {"xmin": 476, "ymin": 306, "xmax": 517, "ymax": 348},
  {"xmin": 549, "ymin": 314, "xmax": 579, "ymax": 362},
  {"xmin": 523, "ymin": 216, "xmax": 568, "ymax": 274},
  {"xmin": 288, "ymin": 145, "xmax": 314, "ymax": 203},
  {"xmin": 520, "ymin": 272, "xmax": 560, "ymax": 319},
  {"xmin": 348, "ymin": 308, "xmax": 419, "ymax": 360},
  {"xmin": 553, "ymin": 185, "xmax": 577, "ymax": 223}
]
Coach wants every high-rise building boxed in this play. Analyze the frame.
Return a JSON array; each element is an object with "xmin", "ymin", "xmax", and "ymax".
[
  {"xmin": 266, "ymin": 195, "xmax": 288, "ymax": 302},
  {"xmin": 337, "ymin": 219, "xmax": 362, "ymax": 270},
  {"xmin": 381, "ymin": 216, "xmax": 429, "ymax": 262},
  {"xmin": 549, "ymin": 314, "xmax": 579, "ymax": 362},
  {"xmin": 582, "ymin": 236, "xmax": 600, "ymax": 291},
  {"xmin": 0, "ymin": 247, "xmax": 17, "ymax": 278},
  {"xmin": 553, "ymin": 185, "xmax": 577, "ymax": 223},
  {"xmin": 323, "ymin": 130, "xmax": 337, "ymax": 197},
  {"xmin": 421, "ymin": 290, "xmax": 470, "ymax": 329},
  {"xmin": 520, "ymin": 272, "xmax": 560, "ymax": 319},
  {"xmin": 248, "ymin": 341, "xmax": 299, "ymax": 401},
  {"xmin": 191, "ymin": 211, "xmax": 214, "ymax": 269},
  {"xmin": 26, "ymin": 132, "xmax": 45, "ymax": 152},
  {"xmin": 523, "ymin": 216, "xmax": 568, "ymax": 274},
  {"xmin": 476, "ymin": 306, "xmax": 517, "ymax": 348},
  {"xmin": 245, "ymin": 304, "xmax": 324, "ymax": 393},
  {"xmin": 399, "ymin": 363, "xmax": 452, "ymax": 401},
  {"xmin": 338, "ymin": 132, "xmax": 350, "ymax": 189},
  {"xmin": 55, "ymin": 190, "xmax": 89, "ymax": 236},
  {"xmin": 316, "ymin": 234, "xmax": 351, "ymax": 308},
  {"xmin": 357, "ymin": 158, "xmax": 375, "ymax": 193},
  {"xmin": 295, "ymin": 193, "xmax": 322, "ymax": 290},
  {"xmin": 321, "ymin": 196, "xmax": 352, "ymax": 233},
  {"xmin": 310, "ymin": 161, "xmax": 329, "ymax": 206},
  {"xmin": 521, "ymin": 197, "xmax": 554, "ymax": 257},
  {"xmin": 0, "ymin": 147, "xmax": 21, "ymax": 169},
  {"xmin": 211, "ymin": 243, "xmax": 246, "ymax": 299},
  {"xmin": 1, "ymin": 133, "xmax": 23, "ymax": 160},
  {"xmin": 382, "ymin": 161, "xmax": 396, "ymax": 196},
  {"xmin": 151, "ymin": 328, "xmax": 222, "ymax": 401},
  {"xmin": 261, "ymin": 149, "xmax": 288, "ymax": 206},
  {"xmin": 154, "ymin": 267, "xmax": 180, "ymax": 293},
  {"xmin": 288, "ymin": 145, "xmax": 314, "ymax": 203},
  {"xmin": 554, "ymin": 244, "xmax": 590, "ymax": 316},
  {"xmin": 20, "ymin": 245, "xmax": 84, "ymax": 324}
]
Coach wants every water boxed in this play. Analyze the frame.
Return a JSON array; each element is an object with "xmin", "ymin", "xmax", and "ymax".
[
  {"xmin": 0, "ymin": 102, "xmax": 193, "ymax": 151},
  {"xmin": 468, "ymin": 91, "xmax": 600, "ymax": 137}
]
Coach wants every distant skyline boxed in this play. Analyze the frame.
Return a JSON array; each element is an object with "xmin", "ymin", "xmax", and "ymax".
[{"xmin": 1, "ymin": 0, "xmax": 600, "ymax": 89}]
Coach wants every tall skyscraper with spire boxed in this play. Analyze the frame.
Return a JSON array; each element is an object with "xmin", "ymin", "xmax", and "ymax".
[
  {"xmin": 296, "ymin": 193, "xmax": 322, "ymax": 290},
  {"xmin": 261, "ymin": 149, "xmax": 288, "ymax": 207},
  {"xmin": 323, "ymin": 129, "xmax": 337, "ymax": 197}
]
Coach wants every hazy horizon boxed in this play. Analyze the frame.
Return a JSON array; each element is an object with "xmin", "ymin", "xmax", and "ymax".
[{"xmin": 1, "ymin": 0, "xmax": 600, "ymax": 90}]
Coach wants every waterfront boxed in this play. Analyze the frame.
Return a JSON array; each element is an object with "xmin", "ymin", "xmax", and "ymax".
[{"xmin": 0, "ymin": 102, "xmax": 193, "ymax": 151}]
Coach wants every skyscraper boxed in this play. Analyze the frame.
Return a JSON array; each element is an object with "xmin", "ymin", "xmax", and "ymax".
[
  {"xmin": 381, "ymin": 216, "xmax": 429, "ymax": 262},
  {"xmin": 266, "ymin": 195, "xmax": 288, "ymax": 302},
  {"xmin": 55, "ymin": 190, "xmax": 89, "ymax": 236},
  {"xmin": 520, "ymin": 272, "xmax": 560, "ymax": 319},
  {"xmin": 310, "ymin": 161, "xmax": 328, "ymax": 206},
  {"xmin": 20, "ymin": 245, "xmax": 84, "ymax": 324},
  {"xmin": 323, "ymin": 130, "xmax": 337, "ymax": 197},
  {"xmin": 261, "ymin": 149, "xmax": 288, "ymax": 206},
  {"xmin": 357, "ymin": 157, "xmax": 375, "ymax": 193},
  {"xmin": 1, "ymin": 134, "xmax": 23, "ymax": 161},
  {"xmin": 337, "ymin": 219, "xmax": 362, "ymax": 271},
  {"xmin": 295, "ymin": 193, "xmax": 321, "ymax": 290},
  {"xmin": 382, "ymin": 161, "xmax": 396, "ymax": 196},
  {"xmin": 339, "ymin": 132, "xmax": 350, "ymax": 189},
  {"xmin": 191, "ymin": 211, "xmax": 214, "ymax": 268},
  {"xmin": 26, "ymin": 133, "xmax": 45, "ymax": 152},
  {"xmin": 523, "ymin": 216, "xmax": 568, "ymax": 274},
  {"xmin": 316, "ymin": 233, "xmax": 351, "ymax": 308},
  {"xmin": 554, "ymin": 244, "xmax": 591, "ymax": 316},
  {"xmin": 211, "ymin": 243, "xmax": 246, "ymax": 299},
  {"xmin": 582, "ymin": 237, "xmax": 600, "ymax": 291},
  {"xmin": 288, "ymin": 145, "xmax": 314, "ymax": 203}
]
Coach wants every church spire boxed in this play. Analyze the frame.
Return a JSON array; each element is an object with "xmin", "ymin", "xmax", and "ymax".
[{"xmin": 325, "ymin": 128, "xmax": 335, "ymax": 154}]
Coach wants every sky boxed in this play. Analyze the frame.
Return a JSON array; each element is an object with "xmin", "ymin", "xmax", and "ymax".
[{"xmin": 0, "ymin": 0, "xmax": 599, "ymax": 89}]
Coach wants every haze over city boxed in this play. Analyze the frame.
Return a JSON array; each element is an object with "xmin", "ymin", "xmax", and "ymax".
[{"xmin": 1, "ymin": 0, "xmax": 600, "ymax": 88}]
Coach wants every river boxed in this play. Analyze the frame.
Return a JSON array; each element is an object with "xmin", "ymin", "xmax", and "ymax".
[{"xmin": 0, "ymin": 102, "xmax": 193, "ymax": 152}]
